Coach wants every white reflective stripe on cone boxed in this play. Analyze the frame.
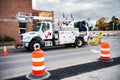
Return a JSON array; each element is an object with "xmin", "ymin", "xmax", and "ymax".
[
  {"xmin": 32, "ymin": 57, "xmax": 44, "ymax": 62},
  {"xmin": 4, "ymin": 46, "xmax": 7, "ymax": 51},
  {"xmin": 32, "ymin": 65, "xmax": 45, "ymax": 70},
  {"xmin": 100, "ymin": 53, "xmax": 110, "ymax": 57},
  {"xmin": 101, "ymin": 48, "xmax": 110, "ymax": 51}
]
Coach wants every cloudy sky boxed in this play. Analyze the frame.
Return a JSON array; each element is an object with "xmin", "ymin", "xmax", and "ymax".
[{"xmin": 32, "ymin": 0, "xmax": 120, "ymax": 24}]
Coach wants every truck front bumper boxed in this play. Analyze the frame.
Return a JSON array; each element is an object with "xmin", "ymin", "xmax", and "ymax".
[{"xmin": 20, "ymin": 42, "xmax": 29, "ymax": 47}]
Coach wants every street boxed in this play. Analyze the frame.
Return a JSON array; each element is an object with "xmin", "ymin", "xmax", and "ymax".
[{"xmin": 0, "ymin": 36, "xmax": 120, "ymax": 80}]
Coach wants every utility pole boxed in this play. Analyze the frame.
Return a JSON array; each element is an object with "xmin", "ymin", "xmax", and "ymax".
[{"xmin": 113, "ymin": 22, "xmax": 114, "ymax": 31}]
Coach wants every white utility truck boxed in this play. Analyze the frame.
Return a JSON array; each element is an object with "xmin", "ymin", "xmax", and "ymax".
[{"xmin": 20, "ymin": 20, "xmax": 89, "ymax": 51}]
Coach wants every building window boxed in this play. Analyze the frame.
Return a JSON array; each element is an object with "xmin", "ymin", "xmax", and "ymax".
[{"xmin": 19, "ymin": 23, "xmax": 26, "ymax": 34}]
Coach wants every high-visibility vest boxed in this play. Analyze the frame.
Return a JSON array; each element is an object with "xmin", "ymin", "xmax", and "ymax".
[{"xmin": 98, "ymin": 33, "xmax": 103, "ymax": 39}]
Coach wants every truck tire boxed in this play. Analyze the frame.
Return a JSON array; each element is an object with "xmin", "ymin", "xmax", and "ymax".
[
  {"xmin": 29, "ymin": 40, "xmax": 41, "ymax": 51},
  {"xmin": 75, "ymin": 38, "xmax": 84, "ymax": 47}
]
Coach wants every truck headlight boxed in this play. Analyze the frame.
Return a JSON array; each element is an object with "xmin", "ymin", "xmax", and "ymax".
[{"xmin": 24, "ymin": 36, "xmax": 30, "ymax": 41}]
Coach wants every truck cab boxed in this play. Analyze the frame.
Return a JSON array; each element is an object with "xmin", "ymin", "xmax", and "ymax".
[{"xmin": 21, "ymin": 22, "xmax": 53, "ymax": 51}]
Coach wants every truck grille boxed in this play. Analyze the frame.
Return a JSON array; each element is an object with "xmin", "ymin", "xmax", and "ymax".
[{"xmin": 20, "ymin": 35, "xmax": 23, "ymax": 40}]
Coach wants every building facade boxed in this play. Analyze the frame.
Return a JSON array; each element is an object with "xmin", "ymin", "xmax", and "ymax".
[{"xmin": 0, "ymin": 0, "xmax": 32, "ymax": 45}]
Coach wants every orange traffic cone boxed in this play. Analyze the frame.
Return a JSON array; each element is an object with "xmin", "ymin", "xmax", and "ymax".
[
  {"xmin": 99, "ymin": 42, "xmax": 113, "ymax": 62},
  {"xmin": 100, "ymin": 41, "xmax": 104, "ymax": 45},
  {"xmin": 2, "ymin": 46, "xmax": 8, "ymax": 56},
  {"xmin": 26, "ymin": 49, "xmax": 50, "ymax": 80}
]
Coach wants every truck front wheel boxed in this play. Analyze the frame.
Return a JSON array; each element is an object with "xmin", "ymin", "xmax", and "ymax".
[
  {"xmin": 29, "ymin": 40, "xmax": 41, "ymax": 51},
  {"xmin": 75, "ymin": 38, "xmax": 84, "ymax": 47}
]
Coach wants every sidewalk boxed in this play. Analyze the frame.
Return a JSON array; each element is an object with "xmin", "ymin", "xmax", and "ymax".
[{"xmin": 0, "ymin": 45, "xmax": 16, "ymax": 51}]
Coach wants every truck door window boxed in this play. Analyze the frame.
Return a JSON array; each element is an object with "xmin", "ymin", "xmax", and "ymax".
[
  {"xmin": 35, "ymin": 23, "xmax": 41, "ymax": 31},
  {"xmin": 47, "ymin": 23, "xmax": 50, "ymax": 30},
  {"xmin": 42, "ymin": 23, "xmax": 50, "ymax": 32},
  {"xmin": 32, "ymin": 23, "xmax": 41, "ymax": 31}
]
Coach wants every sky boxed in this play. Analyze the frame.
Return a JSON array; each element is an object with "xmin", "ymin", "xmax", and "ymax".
[{"xmin": 32, "ymin": 0, "xmax": 120, "ymax": 25}]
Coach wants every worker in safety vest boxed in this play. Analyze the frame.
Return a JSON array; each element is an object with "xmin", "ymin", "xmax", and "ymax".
[{"xmin": 98, "ymin": 32, "xmax": 103, "ymax": 44}]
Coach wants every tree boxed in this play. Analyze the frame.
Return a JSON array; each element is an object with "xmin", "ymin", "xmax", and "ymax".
[
  {"xmin": 96, "ymin": 16, "xmax": 120, "ymax": 31},
  {"xmin": 108, "ymin": 16, "xmax": 119, "ymax": 30},
  {"xmin": 96, "ymin": 17, "xmax": 108, "ymax": 30}
]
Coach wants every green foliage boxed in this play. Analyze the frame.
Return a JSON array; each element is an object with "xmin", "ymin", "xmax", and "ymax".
[
  {"xmin": 3, "ymin": 36, "xmax": 14, "ymax": 42},
  {"xmin": 108, "ymin": 16, "xmax": 119, "ymax": 30},
  {"xmin": 111, "ymin": 16, "xmax": 118, "ymax": 22},
  {"xmin": 96, "ymin": 16, "xmax": 120, "ymax": 30}
]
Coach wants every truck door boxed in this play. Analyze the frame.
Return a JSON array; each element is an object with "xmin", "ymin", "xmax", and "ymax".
[{"xmin": 39, "ymin": 22, "xmax": 53, "ymax": 40}]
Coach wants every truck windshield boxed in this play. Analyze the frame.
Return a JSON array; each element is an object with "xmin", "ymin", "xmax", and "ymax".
[{"xmin": 33, "ymin": 23, "xmax": 41, "ymax": 31}]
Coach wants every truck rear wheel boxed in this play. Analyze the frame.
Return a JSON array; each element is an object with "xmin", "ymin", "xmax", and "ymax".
[
  {"xmin": 75, "ymin": 38, "xmax": 84, "ymax": 47},
  {"xmin": 29, "ymin": 40, "xmax": 41, "ymax": 51}
]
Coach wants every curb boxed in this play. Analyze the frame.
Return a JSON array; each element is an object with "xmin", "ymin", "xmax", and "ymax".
[{"xmin": 0, "ymin": 45, "xmax": 16, "ymax": 51}]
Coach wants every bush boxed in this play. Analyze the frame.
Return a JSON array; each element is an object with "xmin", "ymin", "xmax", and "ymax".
[{"xmin": 3, "ymin": 36, "xmax": 14, "ymax": 42}]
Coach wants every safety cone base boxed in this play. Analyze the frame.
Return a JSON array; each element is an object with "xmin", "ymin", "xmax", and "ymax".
[
  {"xmin": 26, "ymin": 71, "xmax": 50, "ymax": 80},
  {"xmin": 2, "ymin": 52, "xmax": 8, "ymax": 56},
  {"xmin": 98, "ymin": 58, "xmax": 113, "ymax": 62}
]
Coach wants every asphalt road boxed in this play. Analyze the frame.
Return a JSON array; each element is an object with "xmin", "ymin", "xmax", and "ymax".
[{"xmin": 0, "ymin": 36, "xmax": 120, "ymax": 80}]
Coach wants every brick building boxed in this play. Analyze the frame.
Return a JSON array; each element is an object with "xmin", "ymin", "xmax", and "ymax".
[{"xmin": 0, "ymin": 0, "xmax": 32, "ymax": 45}]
